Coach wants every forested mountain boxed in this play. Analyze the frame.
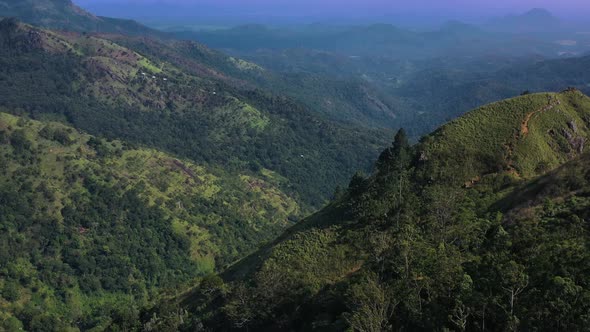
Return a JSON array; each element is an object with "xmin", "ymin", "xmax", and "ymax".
[
  {"xmin": 223, "ymin": 49, "xmax": 590, "ymax": 137},
  {"xmin": 2, "ymin": 0, "xmax": 590, "ymax": 331},
  {"xmin": 0, "ymin": 18, "xmax": 389, "ymax": 208},
  {"xmin": 0, "ymin": 5, "xmax": 391, "ymax": 330},
  {"xmin": 0, "ymin": 112, "xmax": 304, "ymax": 330},
  {"xmin": 176, "ymin": 10, "xmax": 590, "ymax": 138},
  {"xmin": 171, "ymin": 90, "xmax": 590, "ymax": 331}
]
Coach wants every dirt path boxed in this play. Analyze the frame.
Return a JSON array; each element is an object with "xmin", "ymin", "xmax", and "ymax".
[{"xmin": 521, "ymin": 96, "xmax": 560, "ymax": 137}]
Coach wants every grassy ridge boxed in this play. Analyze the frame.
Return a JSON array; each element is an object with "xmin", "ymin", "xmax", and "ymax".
[{"xmin": 419, "ymin": 90, "xmax": 590, "ymax": 184}]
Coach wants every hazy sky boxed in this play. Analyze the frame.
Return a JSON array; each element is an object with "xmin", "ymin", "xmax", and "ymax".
[{"xmin": 74, "ymin": 0, "xmax": 590, "ymax": 24}]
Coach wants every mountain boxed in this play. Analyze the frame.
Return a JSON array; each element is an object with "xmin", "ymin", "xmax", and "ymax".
[
  {"xmin": 173, "ymin": 90, "xmax": 590, "ymax": 331},
  {"xmin": 0, "ymin": 0, "xmax": 164, "ymax": 36},
  {"xmin": 0, "ymin": 18, "xmax": 389, "ymax": 208},
  {"xmin": 178, "ymin": 21, "xmax": 588, "ymax": 136},
  {"xmin": 0, "ymin": 111, "xmax": 303, "ymax": 330},
  {"xmin": 3, "ymin": 1, "xmax": 590, "ymax": 330},
  {"xmin": 0, "ymin": 13, "xmax": 392, "ymax": 331},
  {"xmin": 181, "ymin": 20, "xmax": 567, "ymax": 60},
  {"xmin": 179, "ymin": 23, "xmax": 432, "ymax": 58},
  {"xmin": 485, "ymin": 8, "xmax": 563, "ymax": 33}
]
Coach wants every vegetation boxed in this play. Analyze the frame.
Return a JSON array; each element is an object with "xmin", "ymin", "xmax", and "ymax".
[
  {"xmin": 2, "ymin": 2, "xmax": 590, "ymax": 330},
  {"xmin": 181, "ymin": 24, "xmax": 590, "ymax": 139},
  {"xmin": 0, "ymin": 14, "xmax": 389, "ymax": 331},
  {"xmin": 0, "ymin": 18, "xmax": 390, "ymax": 208},
  {"xmin": 0, "ymin": 112, "xmax": 304, "ymax": 330},
  {"xmin": 175, "ymin": 90, "xmax": 590, "ymax": 331}
]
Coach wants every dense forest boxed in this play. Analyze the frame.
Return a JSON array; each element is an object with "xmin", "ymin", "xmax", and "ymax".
[
  {"xmin": 0, "ymin": 111, "xmax": 309, "ymax": 330},
  {"xmin": 0, "ymin": 18, "xmax": 389, "ymax": 208},
  {"xmin": 165, "ymin": 90, "xmax": 590, "ymax": 331},
  {"xmin": 2, "ymin": 0, "xmax": 590, "ymax": 330},
  {"xmin": 0, "ymin": 14, "xmax": 389, "ymax": 331}
]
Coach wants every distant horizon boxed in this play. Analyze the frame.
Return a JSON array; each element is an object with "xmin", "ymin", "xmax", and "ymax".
[{"xmin": 73, "ymin": 0, "xmax": 590, "ymax": 28}]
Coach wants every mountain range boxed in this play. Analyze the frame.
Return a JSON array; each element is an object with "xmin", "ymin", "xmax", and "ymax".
[
  {"xmin": 0, "ymin": 3, "xmax": 390, "ymax": 329},
  {"xmin": 0, "ymin": 1, "xmax": 589, "ymax": 331}
]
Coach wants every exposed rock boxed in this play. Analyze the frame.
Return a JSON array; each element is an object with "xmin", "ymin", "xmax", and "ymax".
[{"xmin": 568, "ymin": 120, "xmax": 578, "ymax": 133}]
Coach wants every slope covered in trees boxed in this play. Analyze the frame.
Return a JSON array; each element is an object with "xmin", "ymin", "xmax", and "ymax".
[
  {"xmin": 0, "ymin": 18, "xmax": 389, "ymax": 208},
  {"xmin": 174, "ymin": 90, "xmax": 590, "ymax": 331},
  {"xmin": 0, "ymin": 111, "xmax": 306, "ymax": 330}
]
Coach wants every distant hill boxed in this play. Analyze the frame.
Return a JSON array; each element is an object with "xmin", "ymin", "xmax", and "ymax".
[
  {"xmin": 180, "ymin": 23, "xmax": 461, "ymax": 57},
  {"xmin": 0, "ymin": 0, "xmax": 165, "ymax": 36},
  {"xmin": 485, "ymin": 8, "xmax": 563, "ymax": 33},
  {"xmin": 181, "ymin": 20, "xmax": 566, "ymax": 59},
  {"xmin": 174, "ymin": 90, "xmax": 590, "ymax": 331}
]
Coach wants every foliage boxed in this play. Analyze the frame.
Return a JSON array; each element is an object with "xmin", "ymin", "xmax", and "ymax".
[
  {"xmin": 0, "ymin": 18, "xmax": 389, "ymax": 209},
  {"xmin": 0, "ymin": 112, "xmax": 302, "ymax": 330},
  {"xmin": 181, "ymin": 91, "xmax": 590, "ymax": 331}
]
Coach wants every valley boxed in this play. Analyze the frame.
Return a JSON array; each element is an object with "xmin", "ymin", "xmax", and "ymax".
[{"xmin": 0, "ymin": 0, "xmax": 590, "ymax": 331}]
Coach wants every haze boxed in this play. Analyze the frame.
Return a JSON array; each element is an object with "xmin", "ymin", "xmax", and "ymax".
[{"xmin": 75, "ymin": 0, "xmax": 590, "ymax": 26}]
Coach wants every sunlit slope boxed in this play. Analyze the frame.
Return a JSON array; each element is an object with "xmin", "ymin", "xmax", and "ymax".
[
  {"xmin": 175, "ymin": 90, "xmax": 590, "ymax": 331},
  {"xmin": 0, "ymin": 18, "xmax": 390, "ymax": 208},
  {"xmin": 419, "ymin": 90, "xmax": 590, "ymax": 184},
  {"xmin": 0, "ymin": 110, "xmax": 306, "ymax": 329}
]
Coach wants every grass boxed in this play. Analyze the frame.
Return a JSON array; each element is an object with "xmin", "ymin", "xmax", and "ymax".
[
  {"xmin": 228, "ymin": 56, "xmax": 264, "ymax": 72},
  {"xmin": 137, "ymin": 57, "xmax": 162, "ymax": 74},
  {"xmin": 420, "ymin": 90, "xmax": 590, "ymax": 184}
]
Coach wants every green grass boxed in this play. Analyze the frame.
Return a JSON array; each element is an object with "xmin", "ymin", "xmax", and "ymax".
[
  {"xmin": 137, "ymin": 57, "xmax": 162, "ymax": 73},
  {"xmin": 419, "ymin": 90, "xmax": 590, "ymax": 184},
  {"xmin": 228, "ymin": 56, "xmax": 264, "ymax": 72}
]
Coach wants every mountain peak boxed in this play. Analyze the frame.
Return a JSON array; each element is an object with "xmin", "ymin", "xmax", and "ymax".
[
  {"xmin": 486, "ymin": 7, "xmax": 561, "ymax": 33},
  {"xmin": 524, "ymin": 8, "xmax": 554, "ymax": 17}
]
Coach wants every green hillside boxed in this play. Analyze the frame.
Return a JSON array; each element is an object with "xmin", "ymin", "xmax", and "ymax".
[
  {"xmin": 419, "ymin": 90, "xmax": 590, "ymax": 184},
  {"xmin": 0, "ymin": 18, "xmax": 390, "ymax": 208},
  {"xmin": 0, "ymin": 111, "xmax": 304, "ymax": 330},
  {"xmin": 175, "ymin": 90, "xmax": 590, "ymax": 331}
]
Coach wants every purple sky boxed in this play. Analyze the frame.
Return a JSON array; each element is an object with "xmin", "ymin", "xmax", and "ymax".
[{"xmin": 74, "ymin": 0, "xmax": 590, "ymax": 22}]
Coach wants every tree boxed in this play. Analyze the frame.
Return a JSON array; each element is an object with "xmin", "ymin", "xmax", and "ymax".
[
  {"xmin": 349, "ymin": 171, "xmax": 368, "ymax": 195},
  {"xmin": 1, "ymin": 280, "xmax": 19, "ymax": 301},
  {"xmin": 343, "ymin": 273, "xmax": 399, "ymax": 332},
  {"xmin": 376, "ymin": 128, "xmax": 409, "ymax": 173},
  {"xmin": 199, "ymin": 274, "xmax": 225, "ymax": 298},
  {"xmin": 224, "ymin": 283, "xmax": 256, "ymax": 330}
]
